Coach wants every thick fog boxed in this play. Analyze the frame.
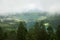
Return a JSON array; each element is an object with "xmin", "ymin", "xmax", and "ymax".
[{"xmin": 0, "ymin": 0, "xmax": 60, "ymax": 14}]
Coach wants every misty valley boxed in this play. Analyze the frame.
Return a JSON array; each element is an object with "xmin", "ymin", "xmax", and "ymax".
[
  {"xmin": 0, "ymin": 10, "xmax": 60, "ymax": 40},
  {"xmin": 0, "ymin": 0, "xmax": 60, "ymax": 40}
]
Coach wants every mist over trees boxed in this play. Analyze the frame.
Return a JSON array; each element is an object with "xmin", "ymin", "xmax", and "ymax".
[{"xmin": 0, "ymin": 13, "xmax": 60, "ymax": 40}]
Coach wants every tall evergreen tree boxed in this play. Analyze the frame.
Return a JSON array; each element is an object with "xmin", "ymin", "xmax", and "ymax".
[
  {"xmin": 26, "ymin": 32, "xmax": 33, "ymax": 40},
  {"xmin": 40, "ymin": 21, "xmax": 48, "ymax": 40},
  {"xmin": 26, "ymin": 21, "xmax": 41, "ymax": 40},
  {"xmin": 3, "ymin": 32, "xmax": 8, "ymax": 40},
  {"xmin": 0, "ymin": 27, "xmax": 3, "ymax": 40},
  {"xmin": 32, "ymin": 21, "xmax": 40, "ymax": 40},
  {"xmin": 32, "ymin": 21, "xmax": 48, "ymax": 40},
  {"xmin": 47, "ymin": 25, "xmax": 54, "ymax": 40},
  {"xmin": 17, "ymin": 21, "xmax": 27, "ymax": 40},
  {"xmin": 56, "ymin": 25, "xmax": 60, "ymax": 40},
  {"xmin": 6, "ymin": 31, "xmax": 17, "ymax": 40}
]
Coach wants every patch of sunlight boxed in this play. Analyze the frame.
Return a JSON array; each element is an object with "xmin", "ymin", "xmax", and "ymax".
[
  {"xmin": 37, "ymin": 16, "xmax": 47, "ymax": 21},
  {"xmin": 44, "ymin": 23, "xmax": 49, "ymax": 27}
]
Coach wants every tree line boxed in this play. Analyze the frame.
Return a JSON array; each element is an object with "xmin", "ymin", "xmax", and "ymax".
[{"xmin": 0, "ymin": 20, "xmax": 60, "ymax": 40}]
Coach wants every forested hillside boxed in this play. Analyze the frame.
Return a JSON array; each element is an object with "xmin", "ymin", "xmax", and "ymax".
[{"xmin": 0, "ymin": 12, "xmax": 60, "ymax": 40}]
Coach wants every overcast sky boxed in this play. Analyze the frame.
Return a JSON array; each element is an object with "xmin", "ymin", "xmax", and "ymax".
[{"xmin": 0, "ymin": 0, "xmax": 60, "ymax": 14}]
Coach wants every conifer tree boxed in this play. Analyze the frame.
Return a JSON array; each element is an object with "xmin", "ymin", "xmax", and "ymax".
[
  {"xmin": 0, "ymin": 27, "xmax": 3, "ymax": 40},
  {"xmin": 32, "ymin": 21, "xmax": 48, "ymax": 40},
  {"xmin": 56, "ymin": 25, "xmax": 60, "ymax": 40},
  {"xmin": 40, "ymin": 21, "xmax": 48, "ymax": 40},
  {"xmin": 47, "ymin": 25, "xmax": 54, "ymax": 40},
  {"xmin": 17, "ymin": 21, "xmax": 27, "ymax": 40}
]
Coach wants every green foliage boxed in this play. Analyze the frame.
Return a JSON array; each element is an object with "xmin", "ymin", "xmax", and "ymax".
[
  {"xmin": 26, "ymin": 32, "xmax": 33, "ymax": 40},
  {"xmin": 56, "ymin": 25, "xmax": 60, "ymax": 40},
  {"xmin": 17, "ymin": 21, "xmax": 27, "ymax": 40},
  {"xmin": 6, "ymin": 31, "xmax": 17, "ymax": 40},
  {"xmin": 0, "ymin": 19, "xmax": 60, "ymax": 40},
  {"xmin": 27, "ymin": 21, "xmax": 48, "ymax": 40},
  {"xmin": 47, "ymin": 25, "xmax": 55, "ymax": 40},
  {"xmin": 3, "ymin": 32, "xmax": 8, "ymax": 40},
  {"xmin": 0, "ymin": 27, "xmax": 3, "ymax": 40},
  {"xmin": 39, "ymin": 21, "xmax": 48, "ymax": 40}
]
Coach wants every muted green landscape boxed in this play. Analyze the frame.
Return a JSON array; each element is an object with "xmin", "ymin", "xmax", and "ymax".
[
  {"xmin": 0, "ymin": 11, "xmax": 60, "ymax": 40},
  {"xmin": 0, "ymin": 0, "xmax": 60, "ymax": 40}
]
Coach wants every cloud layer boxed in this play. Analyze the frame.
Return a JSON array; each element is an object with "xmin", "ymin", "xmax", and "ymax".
[{"xmin": 0, "ymin": 0, "xmax": 60, "ymax": 14}]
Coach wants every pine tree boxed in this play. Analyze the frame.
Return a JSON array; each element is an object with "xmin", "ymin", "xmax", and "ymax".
[
  {"xmin": 6, "ymin": 31, "xmax": 17, "ymax": 40},
  {"xmin": 40, "ymin": 21, "xmax": 48, "ymax": 40},
  {"xmin": 0, "ymin": 27, "xmax": 3, "ymax": 40},
  {"xmin": 32, "ymin": 21, "xmax": 40, "ymax": 40},
  {"xmin": 31, "ymin": 21, "xmax": 48, "ymax": 40},
  {"xmin": 47, "ymin": 25, "xmax": 54, "ymax": 40},
  {"xmin": 3, "ymin": 32, "xmax": 8, "ymax": 40},
  {"xmin": 56, "ymin": 25, "xmax": 60, "ymax": 40},
  {"xmin": 17, "ymin": 21, "xmax": 27, "ymax": 40},
  {"xmin": 26, "ymin": 32, "xmax": 33, "ymax": 40},
  {"xmin": 26, "ymin": 21, "xmax": 41, "ymax": 40}
]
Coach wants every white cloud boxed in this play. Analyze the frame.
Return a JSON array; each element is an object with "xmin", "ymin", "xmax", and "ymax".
[{"xmin": 0, "ymin": 0, "xmax": 60, "ymax": 14}]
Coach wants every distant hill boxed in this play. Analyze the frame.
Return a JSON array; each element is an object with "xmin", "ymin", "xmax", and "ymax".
[
  {"xmin": 13, "ymin": 9, "xmax": 48, "ymax": 21},
  {"xmin": 0, "ymin": 9, "xmax": 60, "ymax": 31}
]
